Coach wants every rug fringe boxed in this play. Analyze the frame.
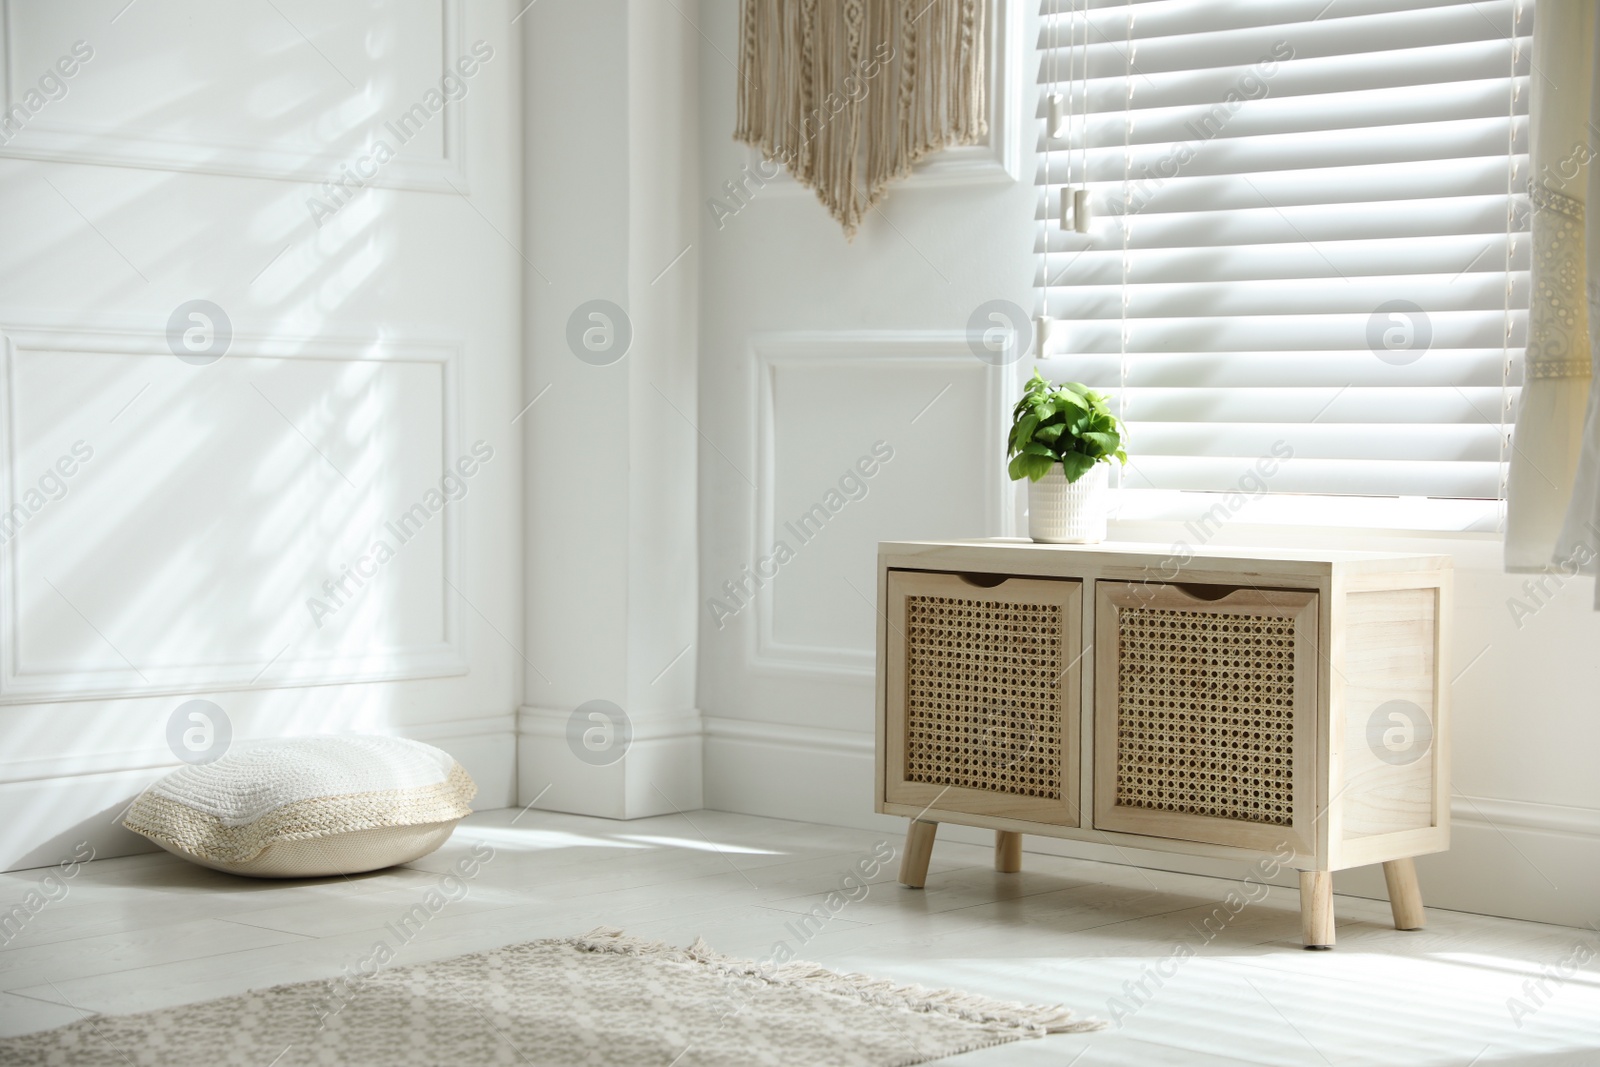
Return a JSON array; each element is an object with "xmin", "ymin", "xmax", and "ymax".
[{"xmin": 565, "ymin": 927, "xmax": 1105, "ymax": 1036}]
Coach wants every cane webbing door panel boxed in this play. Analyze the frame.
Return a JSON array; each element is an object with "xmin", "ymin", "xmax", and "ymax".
[
  {"xmin": 1094, "ymin": 582, "xmax": 1319, "ymax": 854},
  {"xmin": 884, "ymin": 570, "xmax": 1081, "ymax": 826}
]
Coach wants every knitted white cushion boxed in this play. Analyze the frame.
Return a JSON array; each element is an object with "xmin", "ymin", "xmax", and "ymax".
[{"xmin": 123, "ymin": 735, "xmax": 477, "ymax": 878}]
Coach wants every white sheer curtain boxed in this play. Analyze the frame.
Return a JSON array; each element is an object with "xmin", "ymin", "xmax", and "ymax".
[{"xmin": 1506, "ymin": 0, "xmax": 1600, "ymax": 609}]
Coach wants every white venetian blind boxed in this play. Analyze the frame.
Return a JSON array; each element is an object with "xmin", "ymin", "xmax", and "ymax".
[{"xmin": 1036, "ymin": 0, "xmax": 1531, "ymax": 509}]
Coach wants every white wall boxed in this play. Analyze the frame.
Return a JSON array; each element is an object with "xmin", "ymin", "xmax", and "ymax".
[
  {"xmin": 694, "ymin": 0, "xmax": 1600, "ymax": 927},
  {"xmin": 0, "ymin": 0, "xmax": 525, "ymax": 870}
]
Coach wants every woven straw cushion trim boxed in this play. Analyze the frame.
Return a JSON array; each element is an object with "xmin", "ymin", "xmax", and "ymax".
[
  {"xmin": 123, "ymin": 761, "xmax": 476, "ymax": 864},
  {"xmin": 147, "ymin": 821, "xmax": 460, "ymax": 878}
]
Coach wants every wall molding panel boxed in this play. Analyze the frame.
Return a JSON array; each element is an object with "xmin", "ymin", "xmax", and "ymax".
[
  {"xmin": 0, "ymin": 319, "xmax": 467, "ymax": 703},
  {"xmin": 749, "ymin": 331, "xmax": 1013, "ymax": 680},
  {"xmin": 0, "ymin": 0, "xmax": 469, "ymax": 192}
]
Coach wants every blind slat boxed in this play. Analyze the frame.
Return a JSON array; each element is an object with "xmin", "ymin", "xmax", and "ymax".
[
  {"xmin": 1045, "ymin": 274, "xmax": 1525, "ymax": 318},
  {"xmin": 1121, "ymin": 457, "xmax": 1505, "ymax": 498},
  {"xmin": 1040, "ymin": 119, "xmax": 1527, "ymax": 179},
  {"xmin": 1127, "ymin": 422, "xmax": 1506, "ymax": 461},
  {"xmin": 1045, "ymin": 351, "xmax": 1522, "ymax": 389},
  {"xmin": 1036, "ymin": 235, "xmax": 1530, "ymax": 284},
  {"xmin": 1033, "ymin": 43, "xmax": 1531, "ymax": 108},
  {"xmin": 1033, "ymin": 160, "xmax": 1519, "ymax": 216}
]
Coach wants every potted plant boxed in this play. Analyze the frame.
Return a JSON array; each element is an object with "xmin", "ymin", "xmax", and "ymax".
[{"xmin": 1006, "ymin": 370, "xmax": 1127, "ymax": 543}]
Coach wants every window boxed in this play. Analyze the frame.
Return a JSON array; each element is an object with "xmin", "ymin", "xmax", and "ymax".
[{"xmin": 1035, "ymin": 0, "xmax": 1531, "ymax": 529}]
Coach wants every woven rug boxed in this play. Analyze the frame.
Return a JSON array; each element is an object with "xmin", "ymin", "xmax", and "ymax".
[{"xmin": 1, "ymin": 928, "xmax": 1102, "ymax": 1066}]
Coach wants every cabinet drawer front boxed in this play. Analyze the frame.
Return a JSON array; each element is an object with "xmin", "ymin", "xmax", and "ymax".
[
  {"xmin": 1094, "ymin": 582, "xmax": 1319, "ymax": 854},
  {"xmin": 882, "ymin": 571, "xmax": 1081, "ymax": 826}
]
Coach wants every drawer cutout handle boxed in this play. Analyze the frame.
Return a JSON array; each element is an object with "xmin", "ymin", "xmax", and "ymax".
[
  {"xmin": 956, "ymin": 572, "xmax": 1009, "ymax": 588},
  {"xmin": 1169, "ymin": 582, "xmax": 1237, "ymax": 602}
]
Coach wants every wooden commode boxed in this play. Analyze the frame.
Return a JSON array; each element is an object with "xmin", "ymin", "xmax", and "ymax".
[{"xmin": 874, "ymin": 539, "xmax": 1451, "ymax": 949}]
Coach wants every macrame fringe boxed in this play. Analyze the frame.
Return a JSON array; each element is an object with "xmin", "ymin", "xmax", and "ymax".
[
  {"xmin": 565, "ymin": 927, "xmax": 1105, "ymax": 1038},
  {"xmin": 736, "ymin": 0, "xmax": 988, "ymax": 240}
]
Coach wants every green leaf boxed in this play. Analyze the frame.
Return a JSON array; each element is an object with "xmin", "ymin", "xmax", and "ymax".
[
  {"xmin": 1023, "ymin": 454, "xmax": 1056, "ymax": 481},
  {"xmin": 1081, "ymin": 431, "xmax": 1120, "ymax": 455},
  {"xmin": 1058, "ymin": 451, "xmax": 1096, "ymax": 483},
  {"xmin": 1011, "ymin": 413, "xmax": 1039, "ymax": 449},
  {"xmin": 1033, "ymin": 423, "xmax": 1065, "ymax": 444},
  {"xmin": 1052, "ymin": 389, "xmax": 1088, "ymax": 413}
]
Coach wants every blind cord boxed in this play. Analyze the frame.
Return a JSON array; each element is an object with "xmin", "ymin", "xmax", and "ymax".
[
  {"xmin": 1045, "ymin": 6, "xmax": 1059, "ymax": 336},
  {"xmin": 1076, "ymin": 0, "xmax": 1091, "ymax": 233},
  {"xmin": 1119, "ymin": 0, "xmax": 1133, "ymax": 484},
  {"xmin": 1499, "ymin": 0, "xmax": 1525, "ymax": 534}
]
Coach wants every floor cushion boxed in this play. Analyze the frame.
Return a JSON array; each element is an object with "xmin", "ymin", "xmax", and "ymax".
[{"xmin": 122, "ymin": 735, "xmax": 476, "ymax": 878}]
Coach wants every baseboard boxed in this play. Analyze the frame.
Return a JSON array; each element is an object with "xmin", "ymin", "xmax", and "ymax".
[
  {"xmin": 517, "ymin": 705, "xmax": 704, "ymax": 819},
  {"xmin": 0, "ymin": 715, "xmax": 519, "ymax": 873},
  {"xmin": 702, "ymin": 716, "xmax": 1600, "ymax": 929}
]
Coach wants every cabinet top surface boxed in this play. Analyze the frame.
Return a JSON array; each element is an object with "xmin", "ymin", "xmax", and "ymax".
[{"xmin": 879, "ymin": 539, "xmax": 1452, "ymax": 570}]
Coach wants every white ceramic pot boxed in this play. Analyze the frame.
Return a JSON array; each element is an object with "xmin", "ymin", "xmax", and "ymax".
[{"xmin": 1028, "ymin": 462, "xmax": 1109, "ymax": 544}]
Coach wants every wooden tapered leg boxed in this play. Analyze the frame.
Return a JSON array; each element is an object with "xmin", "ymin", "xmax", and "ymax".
[
  {"xmin": 899, "ymin": 820, "xmax": 938, "ymax": 888},
  {"xmin": 1299, "ymin": 871, "xmax": 1335, "ymax": 949},
  {"xmin": 1383, "ymin": 858, "xmax": 1426, "ymax": 931},
  {"xmin": 995, "ymin": 830, "xmax": 1023, "ymax": 873}
]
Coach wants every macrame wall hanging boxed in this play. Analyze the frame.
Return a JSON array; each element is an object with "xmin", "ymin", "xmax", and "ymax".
[{"xmin": 735, "ymin": 0, "xmax": 988, "ymax": 240}]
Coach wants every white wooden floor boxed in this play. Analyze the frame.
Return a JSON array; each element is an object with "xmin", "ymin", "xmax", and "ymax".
[{"xmin": 1, "ymin": 808, "xmax": 1597, "ymax": 1065}]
